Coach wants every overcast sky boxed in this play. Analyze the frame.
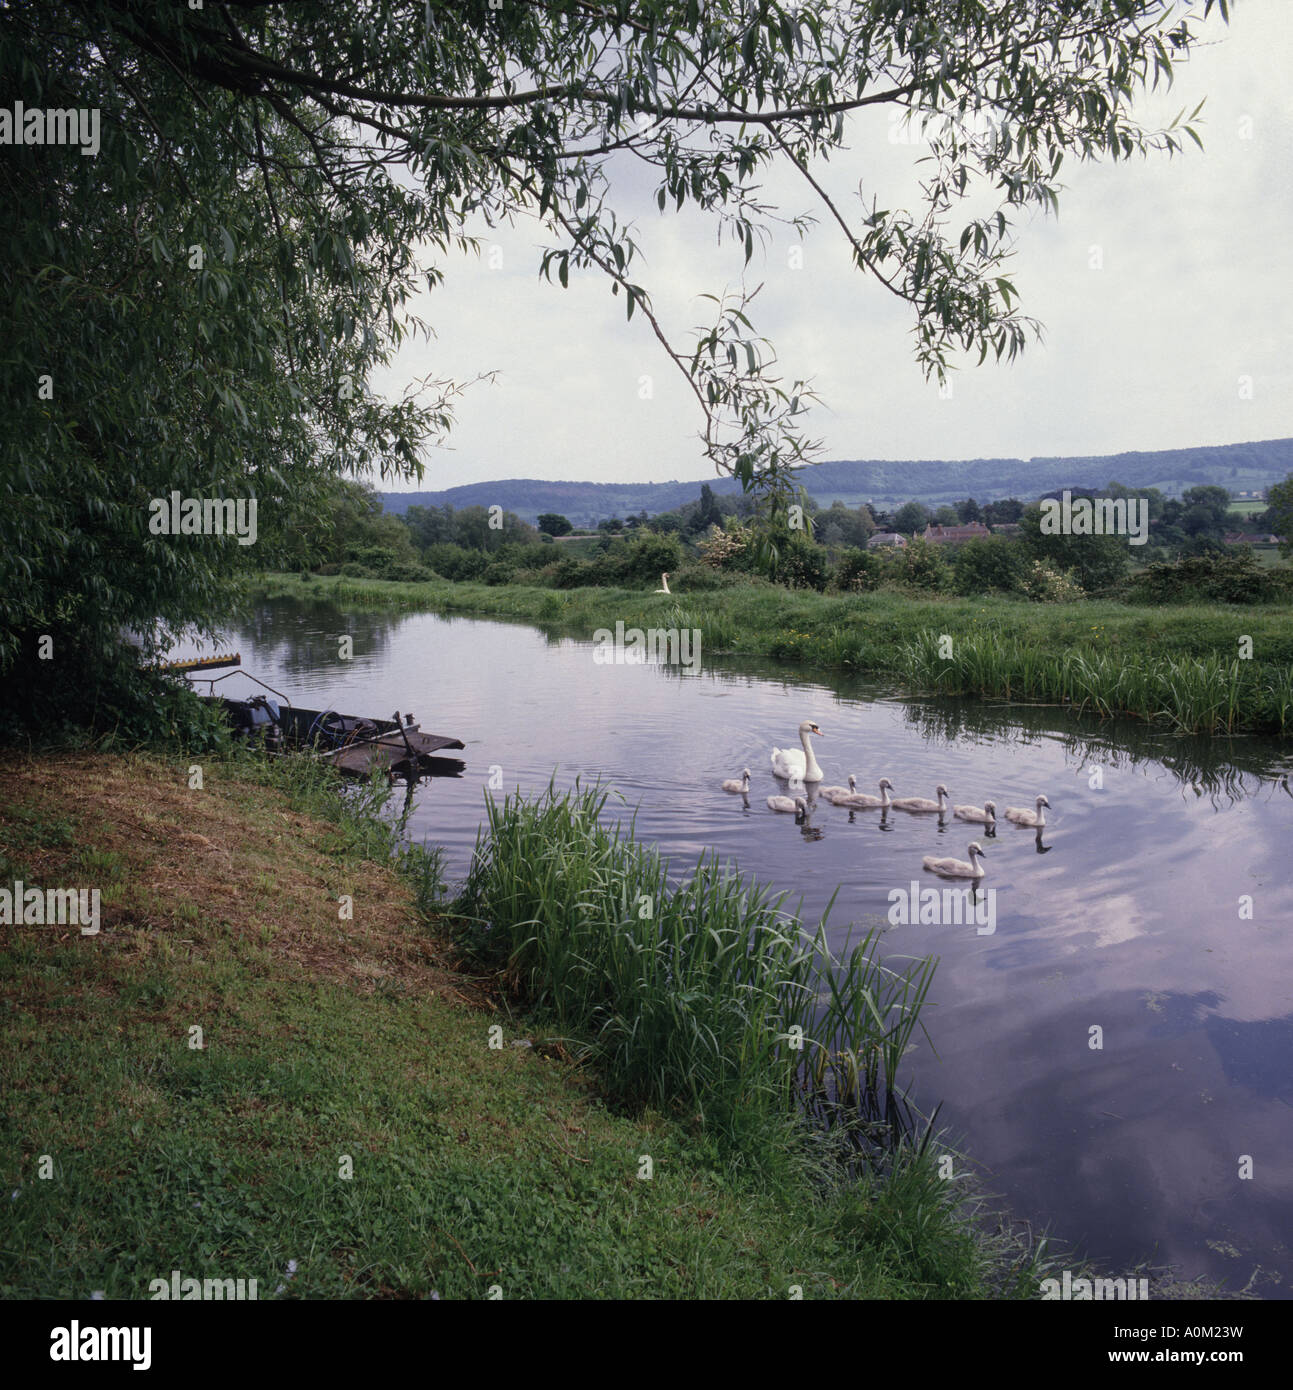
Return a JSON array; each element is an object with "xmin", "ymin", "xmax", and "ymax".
[{"xmin": 372, "ymin": 1, "xmax": 1293, "ymax": 494}]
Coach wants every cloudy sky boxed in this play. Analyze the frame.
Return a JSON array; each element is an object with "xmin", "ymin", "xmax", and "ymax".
[{"xmin": 373, "ymin": 1, "xmax": 1292, "ymax": 494}]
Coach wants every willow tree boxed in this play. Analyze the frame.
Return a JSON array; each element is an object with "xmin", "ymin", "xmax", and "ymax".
[{"xmin": 1, "ymin": 0, "xmax": 1228, "ymax": 711}]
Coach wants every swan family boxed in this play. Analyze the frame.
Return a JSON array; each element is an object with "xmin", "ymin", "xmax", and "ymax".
[{"xmin": 716, "ymin": 717, "xmax": 1055, "ymax": 883}]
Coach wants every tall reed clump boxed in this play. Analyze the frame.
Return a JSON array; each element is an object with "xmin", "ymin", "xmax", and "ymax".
[
  {"xmin": 452, "ymin": 783, "xmax": 936, "ymax": 1154},
  {"xmin": 896, "ymin": 629, "xmax": 1289, "ymax": 735}
]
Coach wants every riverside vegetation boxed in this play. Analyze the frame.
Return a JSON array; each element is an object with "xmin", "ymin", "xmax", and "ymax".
[
  {"xmin": 262, "ymin": 472, "xmax": 1293, "ymax": 738},
  {"xmin": 0, "ymin": 735, "xmax": 1058, "ymax": 1299},
  {"xmin": 257, "ymin": 571, "xmax": 1293, "ymax": 737}
]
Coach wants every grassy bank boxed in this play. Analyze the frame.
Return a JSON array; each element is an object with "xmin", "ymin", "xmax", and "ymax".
[
  {"xmin": 0, "ymin": 748, "xmax": 1045, "ymax": 1299},
  {"xmin": 256, "ymin": 572, "xmax": 1293, "ymax": 735}
]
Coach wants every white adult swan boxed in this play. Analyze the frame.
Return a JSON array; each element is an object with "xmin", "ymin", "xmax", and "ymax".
[
  {"xmin": 818, "ymin": 774, "xmax": 856, "ymax": 804},
  {"xmin": 889, "ymin": 783, "xmax": 950, "ymax": 814},
  {"xmin": 767, "ymin": 795, "xmax": 808, "ymax": 817},
  {"xmin": 1004, "ymin": 794, "xmax": 1050, "ymax": 827},
  {"xmin": 923, "ymin": 842, "xmax": 988, "ymax": 879},
  {"xmin": 771, "ymin": 721, "xmax": 824, "ymax": 782},
  {"xmin": 953, "ymin": 799, "xmax": 996, "ymax": 826},
  {"xmin": 654, "ymin": 572, "xmax": 671, "ymax": 594},
  {"xmin": 721, "ymin": 768, "xmax": 751, "ymax": 794},
  {"xmin": 840, "ymin": 777, "xmax": 894, "ymax": 809}
]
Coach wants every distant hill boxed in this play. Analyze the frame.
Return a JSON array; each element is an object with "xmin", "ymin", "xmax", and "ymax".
[{"xmin": 383, "ymin": 437, "xmax": 1293, "ymax": 527}]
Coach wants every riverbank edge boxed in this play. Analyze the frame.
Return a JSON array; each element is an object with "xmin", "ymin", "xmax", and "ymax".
[
  {"xmin": 0, "ymin": 745, "xmax": 1060, "ymax": 1300},
  {"xmin": 250, "ymin": 572, "xmax": 1293, "ymax": 736}
]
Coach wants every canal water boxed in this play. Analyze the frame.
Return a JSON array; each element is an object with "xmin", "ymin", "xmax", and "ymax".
[{"xmin": 171, "ymin": 596, "xmax": 1293, "ymax": 1296}]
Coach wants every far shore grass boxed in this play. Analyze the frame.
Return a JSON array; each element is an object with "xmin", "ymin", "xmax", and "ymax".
[
  {"xmin": 254, "ymin": 572, "xmax": 1293, "ymax": 736},
  {"xmin": 0, "ymin": 748, "xmax": 1050, "ymax": 1300}
]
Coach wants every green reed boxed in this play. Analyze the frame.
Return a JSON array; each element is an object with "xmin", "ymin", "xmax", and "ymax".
[
  {"xmin": 453, "ymin": 782, "xmax": 935, "ymax": 1145},
  {"xmin": 897, "ymin": 629, "xmax": 1287, "ymax": 735}
]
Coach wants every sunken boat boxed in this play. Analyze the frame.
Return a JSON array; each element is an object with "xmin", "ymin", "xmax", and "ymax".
[{"xmin": 167, "ymin": 653, "xmax": 466, "ymax": 781}]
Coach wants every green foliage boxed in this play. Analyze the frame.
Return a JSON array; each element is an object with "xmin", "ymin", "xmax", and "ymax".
[
  {"xmin": 270, "ymin": 481, "xmax": 428, "ymax": 578},
  {"xmin": 662, "ymin": 564, "xmax": 750, "ymax": 592},
  {"xmin": 0, "ymin": 18, "xmax": 460, "ymax": 695},
  {"xmin": 893, "ymin": 501, "xmax": 931, "ymax": 536},
  {"xmin": 1123, "ymin": 549, "xmax": 1293, "ymax": 605},
  {"xmin": 813, "ymin": 501, "xmax": 877, "ymax": 550},
  {"xmin": 423, "ymin": 543, "xmax": 490, "ymax": 582},
  {"xmin": 773, "ymin": 534, "xmax": 830, "ymax": 591},
  {"xmin": 1266, "ymin": 474, "xmax": 1293, "ymax": 557},
  {"xmin": 1019, "ymin": 506, "xmax": 1131, "ymax": 592},
  {"xmin": 0, "ymin": 631, "xmax": 232, "ymax": 752},
  {"xmin": 697, "ymin": 521, "xmax": 756, "ymax": 573},
  {"xmin": 886, "ymin": 538, "xmax": 951, "ymax": 593},
  {"xmin": 950, "ymin": 538, "xmax": 1030, "ymax": 596},
  {"xmin": 832, "ymin": 548, "xmax": 884, "ymax": 593},
  {"xmin": 1018, "ymin": 560, "xmax": 1084, "ymax": 604},
  {"xmin": 547, "ymin": 533, "xmax": 684, "ymax": 588},
  {"xmin": 402, "ymin": 502, "xmax": 538, "ymax": 554},
  {"xmin": 481, "ymin": 559, "xmax": 517, "ymax": 586}
]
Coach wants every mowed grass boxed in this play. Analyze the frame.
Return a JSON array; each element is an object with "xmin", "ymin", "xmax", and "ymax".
[
  {"xmin": 257, "ymin": 573, "xmax": 1293, "ymax": 735},
  {"xmin": 0, "ymin": 751, "xmax": 1035, "ymax": 1299}
]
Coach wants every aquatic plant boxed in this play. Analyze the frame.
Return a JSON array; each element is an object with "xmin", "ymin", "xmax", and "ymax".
[
  {"xmin": 895, "ymin": 629, "xmax": 1288, "ymax": 736},
  {"xmin": 453, "ymin": 782, "xmax": 936, "ymax": 1148}
]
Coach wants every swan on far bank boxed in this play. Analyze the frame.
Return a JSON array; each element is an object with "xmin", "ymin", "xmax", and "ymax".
[
  {"xmin": 889, "ymin": 783, "xmax": 950, "ymax": 814},
  {"xmin": 771, "ymin": 721, "xmax": 824, "ymax": 782},
  {"xmin": 839, "ymin": 776, "xmax": 894, "ymax": 809},
  {"xmin": 953, "ymin": 800, "xmax": 996, "ymax": 826},
  {"xmin": 1004, "ymin": 794, "xmax": 1050, "ymax": 827},
  {"xmin": 654, "ymin": 572, "xmax": 671, "ymax": 593},
  {"xmin": 721, "ymin": 769, "xmax": 751, "ymax": 794},
  {"xmin": 923, "ymin": 842, "xmax": 987, "ymax": 879},
  {"xmin": 767, "ymin": 795, "xmax": 808, "ymax": 818}
]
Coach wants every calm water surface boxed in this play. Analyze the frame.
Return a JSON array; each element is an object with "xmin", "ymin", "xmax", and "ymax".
[{"xmin": 174, "ymin": 598, "xmax": 1293, "ymax": 1295}]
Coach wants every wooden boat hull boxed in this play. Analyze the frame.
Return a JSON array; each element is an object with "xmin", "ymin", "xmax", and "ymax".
[{"xmin": 205, "ymin": 695, "xmax": 465, "ymax": 779}]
